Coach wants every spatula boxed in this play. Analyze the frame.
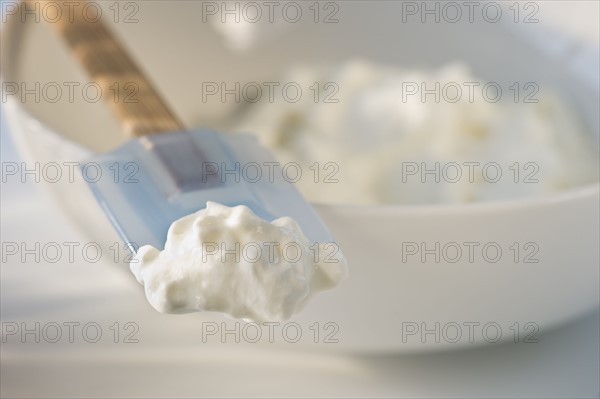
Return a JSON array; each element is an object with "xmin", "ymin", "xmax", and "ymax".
[{"xmin": 45, "ymin": 0, "xmax": 333, "ymax": 252}]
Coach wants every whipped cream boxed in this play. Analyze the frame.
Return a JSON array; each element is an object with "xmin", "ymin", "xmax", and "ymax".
[
  {"xmin": 234, "ymin": 61, "xmax": 599, "ymax": 205},
  {"xmin": 130, "ymin": 202, "xmax": 347, "ymax": 322}
]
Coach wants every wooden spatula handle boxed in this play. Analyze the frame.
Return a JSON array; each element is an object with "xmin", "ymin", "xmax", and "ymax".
[{"xmin": 34, "ymin": 0, "xmax": 185, "ymax": 137}]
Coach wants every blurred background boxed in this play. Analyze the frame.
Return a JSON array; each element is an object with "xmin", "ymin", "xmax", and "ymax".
[{"xmin": 1, "ymin": 1, "xmax": 599, "ymax": 397}]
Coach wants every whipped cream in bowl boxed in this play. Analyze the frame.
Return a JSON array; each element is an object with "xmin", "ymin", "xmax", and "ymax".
[
  {"xmin": 234, "ymin": 61, "xmax": 599, "ymax": 205},
  {"xmin": 130, "ymin": 202, "xmax": 348, "ymax": 323}
]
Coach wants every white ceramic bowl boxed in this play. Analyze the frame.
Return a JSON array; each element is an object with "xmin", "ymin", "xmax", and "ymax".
[{"xmin": 2, "ymin": 2, "xmax": 598, "ymax": 353}]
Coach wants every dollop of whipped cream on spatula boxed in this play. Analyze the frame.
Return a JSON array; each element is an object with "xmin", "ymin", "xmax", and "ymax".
[{"xmin": 130, "ymin": 202, "xmax": 347, "ymax": 322}]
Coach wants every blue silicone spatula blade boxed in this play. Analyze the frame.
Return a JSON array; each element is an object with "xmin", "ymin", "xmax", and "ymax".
[{"xmin": 84, "ymin": 129, "xmax": 333, "ymax": 251}]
